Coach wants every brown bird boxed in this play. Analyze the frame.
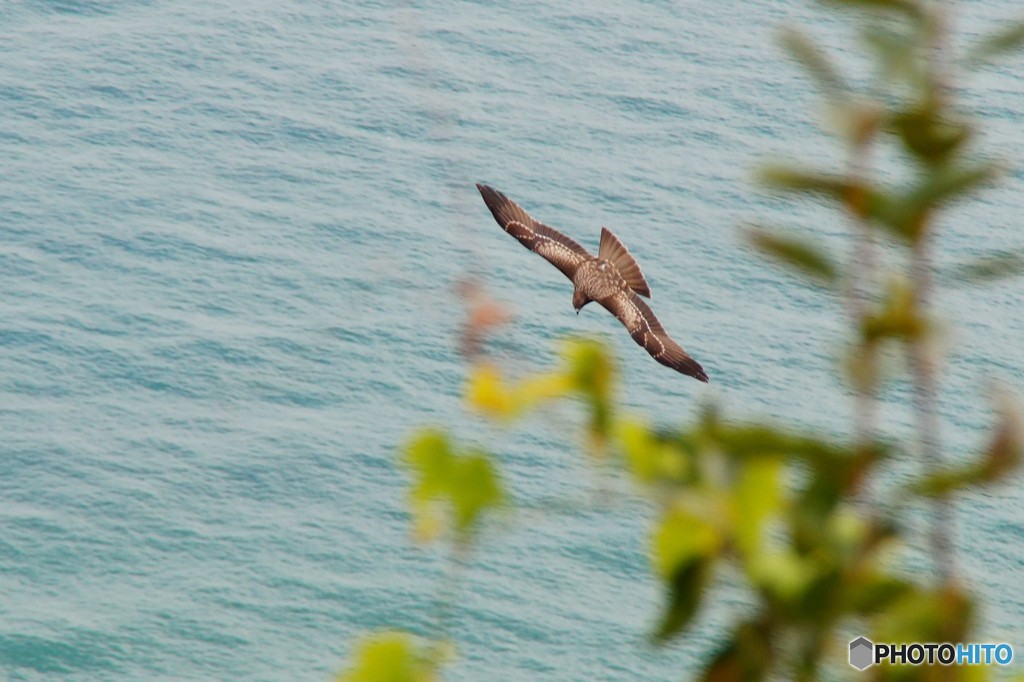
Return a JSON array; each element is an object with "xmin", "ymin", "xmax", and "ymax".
[{"xmin": 477, "ymin": 183, "xmax": 709, "ymax": 383}]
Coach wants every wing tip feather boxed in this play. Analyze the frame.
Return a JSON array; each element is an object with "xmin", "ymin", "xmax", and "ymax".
[
  {"xmin": 477, "ymin": 183, "xmax": 522, "ymax": 230},
  {"xmin": 668, "ymin": 348, "xmax": 710, "ymax": 383}
]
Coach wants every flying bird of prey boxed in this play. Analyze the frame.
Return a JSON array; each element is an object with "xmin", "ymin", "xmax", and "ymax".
[{"xmin": 476, "ymin": 183, "xmax": 709, "ymax": 383}]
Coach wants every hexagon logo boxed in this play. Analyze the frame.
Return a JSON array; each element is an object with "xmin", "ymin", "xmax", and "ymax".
[{"xmin": 849, "ymin": 637, "xmax": 874, "ymax": 670}]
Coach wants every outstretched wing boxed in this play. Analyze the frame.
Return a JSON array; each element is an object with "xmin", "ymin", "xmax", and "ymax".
[
  {"xmin": 599, "ymin": 290, "xmax": 709, "ymax": 382},
  {"xmin": 477, "ymin": 183, "xmax": 592, "ymax": 281},
  {"xmin": 598, "ymin": 227, "xmax": 651, "ymax": 298}
]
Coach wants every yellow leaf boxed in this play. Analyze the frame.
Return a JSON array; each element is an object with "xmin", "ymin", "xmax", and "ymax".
[
  {"xmin": 517, "ymin": 372, "xmax": 573, "ymax": 405},
  {"xmin": 338, "ymin": 631, "xmax": 436, "ymax": 682},
  {"xmin": 465, "ymin": 363, "xmax": 519, "ymax": 419}
]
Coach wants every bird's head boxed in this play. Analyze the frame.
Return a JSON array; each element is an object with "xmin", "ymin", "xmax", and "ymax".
[{"xmin": 572, "ymin": 289, "xmax": 590, "ymax": 315}]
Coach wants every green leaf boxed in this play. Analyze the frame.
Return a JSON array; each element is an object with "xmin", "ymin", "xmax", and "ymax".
[
  {"xmin": 947, "ymin": 250, "xmax": 1024, "ymax": 283},
  {"xmin": 862, "ymin": 24, "xmax": 922, "ymax": 85},
  {"xmin": 910, "ymin": 387, "xmax": 1023, "ymax": 495},
  {"xmin": 820, "ymin": 0, "xmax": 923, "ymax": 18},
  {"xmin": 909, "ymin": 463, "xmax": 984, "ymax": 497},
  {"xmin": 911, "ymin": 162, "xmax": 1001, "ymax": 207},
  {"xmin": 652, "ymin": 504, "xmax": 721, "ymax": 580},
  {"xmin": 700, "ymin": 620, "xmax": 772, "ymax": 682},
  {"xmin": 823, "ymin": 507, "xmax": 875, "ymax": 557},
  {"xmin": 966, "ymin": 21, "xmax": 1024, "ymax": 66},
  {"xmin": 733, "ymin": 456, "xmax": 783, "ymax": 558},
  {"xmin": 654, "ymin": 556, "xmax": 712, "ymax": 642},
  {"xmin": 758, "ymin": 165, "xmax": 853, "ymax": 198},
  {"xmin": 794, "ymin": 453, "xmax": 888, "ymax": 549},
  {"xmin": 401, "ymin": 430, "xmax": 505, "ymax": 543},
  {"xmin": 763, "ymin": 162, "xmax": 1000, "ymax": 245},
  {"xmin": 748, "ymin": 551, "xmax": 818, "ymax": 604},
  {"xmin": 758, "ymin": 165, "xmax": 889, "ymax": 223},
  {"xmin": 561, "ymin": 338, "xmax": 615, "ymax": 399},
  {"xmin": 796, "ymin": 564, "xmax": 843, "ymax": 622},
  {"xmin": 889, "ymin": 107, "xmax": 972, "ymax": 165},
  {"xmin": 338, "ymin": 631, "xmax": 436, "ymax": 682},
  {"xmin": 696, "ymin": 410, "xmax": 867, "ymax": 466},
  {"xmin": 449, "ymin": 449, "xmax": 505, "ymax": 534},
  {"xmin": 617, "ymin": 419, "xmax": 689, "ymax": 485},
  {"xmin": 847, "ymin": 572, "xmax": 915, "ymax": 614},
  {"xmin": 404, "ymin": 430, "xmax": 454, "ymax": 500},
  {"xmin": 560, "ymin": 338, "xmax": 617, "ymax": 441},
  {"xmin": 745, "ymin": 228, "xmax": 839, "ymax": 285},
  {"xmin": 860, "ymin": 277, "xmax": 925, "ymax": 343},
  {"xmin": 779, "ymin": 26, "xmax": 847, "ymax": 94},
  {"xmin": 824, "ymin": 99, "xmax": 884, "ymax": 148},
  {"xmin": 880, "ymin": 162, "xmax": 1002, "ymax": 241},
  {"xmin": 981, "ymin": 387, "xmax": 1024, "ymax": 481},
  {"xmin": 874, "ymin": 584, "xmax": 973, "ymax": 645}
]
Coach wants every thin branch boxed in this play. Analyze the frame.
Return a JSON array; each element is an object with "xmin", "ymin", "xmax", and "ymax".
[
  {"xmin": 846, "ymin": 114, "xmax": 881, "ymax": 470},
  {"xmin": 915, "ymin": 1, "xmax": 957, "ymax": 585},
  {"xmin": 909, "ymin": 233, "xmax": 955, "ymax": 583}
]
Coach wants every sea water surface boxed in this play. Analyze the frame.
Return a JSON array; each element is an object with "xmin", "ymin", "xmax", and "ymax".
[{"xmin": 2, "ymin": 1, "xmax": 1023, "ymax": 680}]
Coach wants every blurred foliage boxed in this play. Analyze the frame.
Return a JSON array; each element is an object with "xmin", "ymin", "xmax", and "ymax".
[
  {"xmin": 965, "ymin": 21, "xmax": 1024, "ymax": 65},
  {"xmin": 745, "ymin": 227, "xmax": 840, "ymax": 285},
  {"xmin": 467, "ymin": 339, "xmax": 617, "ymax": 444},
  {"xmin": 402, "ymin": 429, "xmax": 505, "ymax": 545},
  {"xmin": 337, "ymin": 631, "xmax": 440, "ymax": 682},
  {"xmin": 911, "ymin": 388, "xmax": 1023, "ymax": 497},
  {"xmin": 341, "ymin": 0, "xmax": 1023, "ymax": 679},
  {"xmin": 947, "ymin": 250, "xmax": 1024, "ymax": 284}
]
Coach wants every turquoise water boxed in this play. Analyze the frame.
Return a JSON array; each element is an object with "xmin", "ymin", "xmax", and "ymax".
[{"xmin": 2, "ymin": 1, "xmax": 1022, "ymax": 679}]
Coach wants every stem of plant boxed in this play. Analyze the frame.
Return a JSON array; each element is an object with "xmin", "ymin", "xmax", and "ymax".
[{"xmin": 910, "ymin": 230, "xmax": 955, "ymax": 584}]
